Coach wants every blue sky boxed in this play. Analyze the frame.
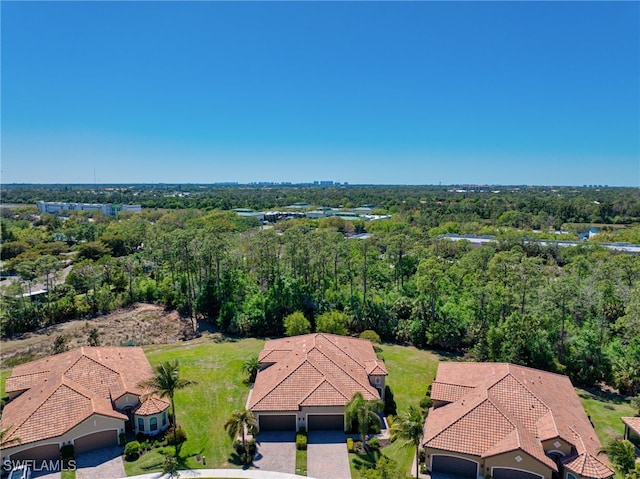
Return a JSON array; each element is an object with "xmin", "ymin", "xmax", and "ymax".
[{"xmin": 2, "ymin": 1, "xmax": 638, "ymax": 186}]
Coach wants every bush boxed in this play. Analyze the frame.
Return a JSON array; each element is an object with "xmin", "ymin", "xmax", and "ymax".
[
  {"xmin": 368, "ymin": 437, "xmax": 380, "ymax": 450},
  {"xmin": 421, "ymin": 464, "xmax": 428, "ymax": 474},
  {"xmin": 298, "ymin": 426, "xmax": 307, "ymax": 434},
  {"xmin": 60, "ymin": 444, "xmax": 74, "ymax": 469},
  {"xmin": 296, "ymin": 433, "xmax": 308, "ymax": 450},
  {"xmin": 347, "ymin": 437, "xmax": 354, "ymax": 453},
  {"xmin": 233, "ymin": 439, "xmax": 245, "ymax": 455},
  {"xmin": 246, "ymin": 438, "xmax": 257, "ymax": 456},
  {"xmin": 166, "ymin": 425, "xmax": 187, "ymax": 445},
  {"xmin": 119, "ymin": 432, "xmax": 127, "ymax": 446},
  {"xmin": 360, "ymin": 330, "xmax": 381, "ymax": 343},
  {"xmin": 124, "ymin": 441, "xmax": 141, "ymax": 461}
]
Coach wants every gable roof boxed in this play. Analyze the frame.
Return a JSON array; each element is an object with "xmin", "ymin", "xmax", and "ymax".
[
  {"xmin": 1, "ymin": 347, "xmax": 166, "ymax": 446},
  {"xmin": 249, "ymin": 333, "xmax": 386, "ymax": 412},
  {"xmin": 424, "ymin": 363, "xmax": 614, "ymax": 479}
]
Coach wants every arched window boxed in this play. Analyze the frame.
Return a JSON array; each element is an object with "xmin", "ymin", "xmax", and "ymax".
[
  {"xmin": 162, "ymin": 411, "xmax": 167, "ymax": 426},
  {"xmin": 567, "ymin": 473, "xmax": 577, "ymax": 479},
  {"xmin": 137, "ymin": 417, "xmax": 145, "ymax": 432},
  {"xmin": 150, "ymin": 417, "xmax": 158, "ymax": 431}
]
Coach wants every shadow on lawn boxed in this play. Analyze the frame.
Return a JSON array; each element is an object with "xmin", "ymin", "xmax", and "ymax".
[
  {"xmin": 351, "ymin": 450, "xmax": 381, "ymax": 472},
  {"xmin": 227, "ymin": 452, "xmax": 253, "ymax": 470},
  {"xmin": 578, "ymin": 386, "xmax": 629, "ymax": 405}
]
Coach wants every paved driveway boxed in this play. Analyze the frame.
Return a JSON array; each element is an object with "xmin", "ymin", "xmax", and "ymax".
[
  {"xmin": 253, "ymin": 431, "xmax": 296, "ymax": 475},
  {"xmin": 307, "ymin": 431, "xmax": 350, "ymax": 479},
  {"xmin": 75, "ymin": 445, "xmax": 125, "ymax": 479}
]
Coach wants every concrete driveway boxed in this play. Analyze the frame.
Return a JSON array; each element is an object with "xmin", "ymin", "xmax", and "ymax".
[
  {"xmin": 75, "ymin": 445, "xmax": 125, "ymax": 479},
  {"xmin": 307, "ymin": 431, "xmax": 350, "ymax": 479},
  {"xmin": 253, "ymin": 431, "xmax": 296, "ymax": 475}
]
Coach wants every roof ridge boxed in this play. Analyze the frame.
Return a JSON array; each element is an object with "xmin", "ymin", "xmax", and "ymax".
[
  {"xmin": 251, "ymin": 358, "xmax": 325, "ymax": 410},
  {"xmin": 310, "ymin": 345, "xmax": 378, "ymax": 396},
  {"xmin": 300, "ymin": 378, "xmax": 349, "ymax": 404},
  {"xmin": 315, "ymin": 333, "xmax": 368, "ymax": 368},
  {"xmin": 65, "ymin": 351, "xmax": 121, "ymax": 377}
]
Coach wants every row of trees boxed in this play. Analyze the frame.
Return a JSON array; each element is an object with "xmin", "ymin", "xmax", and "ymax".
[{"xmin": 2, "ymin": 199, "xmax": 640, "ymax": 394}]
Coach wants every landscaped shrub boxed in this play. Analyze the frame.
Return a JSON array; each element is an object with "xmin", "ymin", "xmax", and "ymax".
[
  {"xmin": 359, "ymin": 330, "xmax": 381, "ymax": 344},
  {"xmin": 119, "ymin": 432, "xmax": 127, "ymax": 446},
  {"xmin": 298, "ymin": 426, "xmax": 307, "ymax": 434},
  {"xmin": 246, "ymin": 438, "xmax": 257, "ymax": 456},
  {"xmin": 124, "ymin": 441, "xmax": 141, "ymax": 461},
  {"xmin": 233, "ymin": 439, "xmax": 245, "ymax": 455},
  {"xmin": 296, "ymin": 433, "xmax": 307, "ymax": 450},
  {"xmin": 165, "ymin": 425, "xmax": 187, "ymax": 445},
  {"xmin": 347, "ymin": 437, "xmax": 354, "ymax": 453},
  {"xmin": 368, "ymin": 437, "xmax": 380, "ymax": 450},
  {"xmin": 384, "ymin": 385, "xmax": 397, "ymax": 415}
]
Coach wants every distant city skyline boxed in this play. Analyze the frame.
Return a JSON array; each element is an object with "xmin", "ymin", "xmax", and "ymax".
[{"xmin": 2, "ymin": 2, "xmax": 638, "ymax": 186}]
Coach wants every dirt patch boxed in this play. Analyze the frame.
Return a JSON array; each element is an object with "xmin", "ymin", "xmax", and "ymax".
[{"xmin": 0, "ymin": 303, "xmax": 197, "ymax": 367}]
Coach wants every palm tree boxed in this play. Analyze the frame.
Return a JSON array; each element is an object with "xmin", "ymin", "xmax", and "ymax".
[
  {"xmin": 243, "ymin": 356, "xmax": 260, "ymax": 383},
  {"xmin": 345, "ymin": 391, "xmax": 384, "ymax": 447},
  {"xmin": 138, "ymin": 359, "xmax": 195, "ymax": 456},
  {"xmin": 598, "ymin": 438, "xmax": 636, "ymax": 475},
  {"xmin": 390, "ymin": 406, "xmax": 425, "ymax": 479},
  {"xmin": 0, "ymin": 427, "xmax": 21, "ymax": 448},
  {"xmin": 224, "ymin": 408, "xmax": 258, "ymax": 446}
]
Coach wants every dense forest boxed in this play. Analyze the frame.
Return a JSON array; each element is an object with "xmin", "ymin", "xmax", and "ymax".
[{"xmin": 1, "ymin": 184, "xmax": 640, "ymax": 396}]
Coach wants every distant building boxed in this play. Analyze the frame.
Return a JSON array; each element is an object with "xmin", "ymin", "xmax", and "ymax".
[
  {"xmin": 233, "ymin": 208, "xmax": 265, "ymax": 221},
  {"xmin": 36, "ymin": 202, "xmax": 141, "ymax": 216}
]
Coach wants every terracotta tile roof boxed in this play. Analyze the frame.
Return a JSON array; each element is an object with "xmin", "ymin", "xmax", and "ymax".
[
  {"xmin": 622, "ymin": 417, "xmax": 640, "ymax": 436},
  {"xmin": 1, "ymin": 347, "xmax": 155, "ymax": 446},
  {"xmin": 249, "ymin": 333, "xmax": 384, "ymax": 412},
  {"xmin": 134, "ymin": 396, "xmax": 170, "ymax": 416},
  {"xmin": 423, "ymin": 363, "xmax": 613, "ymax": 479},
  {"xmin": 562, "ymin": 453, "xmax": 615, "ymax": 479}
]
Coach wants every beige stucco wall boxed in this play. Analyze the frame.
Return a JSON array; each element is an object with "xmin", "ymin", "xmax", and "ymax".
[
  {"xmin": 135, "ymin": 410, "xmax": 169, "ymax": 436},
  {"xmin": 486, "ymin": 450, "xmax": 553, "ymax": 479},
  {"xmin": 541, "ymin": 437, "xmax": 573, "ymax": 457},
  {"xmin": 113, "ymin": 392, "xmax": 141, "ymax": 410},
  {"xmin": 1, "ymin": 414, "xmax": 124, "ymax": 462}
]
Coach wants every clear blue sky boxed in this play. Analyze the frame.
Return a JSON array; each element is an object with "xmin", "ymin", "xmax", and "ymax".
[{"xmin": 2, "ymin": 1, "xmax": 639, "ymax": 186}]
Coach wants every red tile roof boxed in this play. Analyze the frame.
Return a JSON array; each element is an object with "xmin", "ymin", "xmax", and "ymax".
[
  {"xmin": 622, "ymin": 417, "xmax": 640, "ymax": 436},
  {"xmin": 1, "ymin": 347, "xmax": 164, "ymax": 446},
  {"xmin": 135, "ymin": 396, "xmax": 170, "ymax": 416},
  {"xmin": 424, "ymin": 363, "xmax": 614, "ymax": 479},
  {"xmin": 250, "ymin": 333, "xmax": 386, "ymax": 412}
]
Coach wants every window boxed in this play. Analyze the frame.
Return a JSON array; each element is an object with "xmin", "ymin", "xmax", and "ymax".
[
  {"xmin": 567, "ymin": 474, "xmax": 577, "ymax": 479},
  {"xmin": 138, "ymin": 417, "xmax": 144, "ymax": 432},
  {"xmin": 162, "ymin": 411, "xmax": 167, "ymax": 426},
  {"xmin": 150, "ymin": 417, "xmax": 158, "ymax": 431}
]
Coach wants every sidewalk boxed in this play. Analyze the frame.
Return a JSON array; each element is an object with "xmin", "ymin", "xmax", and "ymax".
[{"xmin": 125, "ymin": 469, "xmax": 318, "ymax": 479}]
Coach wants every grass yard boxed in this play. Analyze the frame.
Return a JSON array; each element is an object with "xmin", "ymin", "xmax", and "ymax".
[
  {"xmin": 349, "ymin": 343, "xmax": 440, "ymax": 479},
  {"xmin": 295, "ymin": 447, "xmax": 307, "ymax": 476},
  {"xmin": 577, "ymin": 387, "xmax": 635, "ymax": 445},
  {"xmin": 123, "ymin": 335, "xmax": 264, "ymax": 476}
]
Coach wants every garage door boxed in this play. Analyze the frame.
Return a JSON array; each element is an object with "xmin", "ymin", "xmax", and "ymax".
[
  {"xmin": 432, "ymin": 455, "xmax": 477, "ymax": 478},
  {"xmin": 259, "ymin": 415, "xmax": 296, "ymax": 431},
  {"xmin": 11, "ymin": 444, "xmax": 60, "ymax": 463},
  {"xmin": 493, "ymin": 468, "xmax": 542, "ymax": 479},
  {"xmin": 308, "ymin": 414, "xmax": 344, "ymax": 431},
  {"xmin": 74, "ymin": 430, "xmax": 118, "ymax": 454}
]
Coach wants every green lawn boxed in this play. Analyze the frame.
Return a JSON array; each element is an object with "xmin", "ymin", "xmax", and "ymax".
[
  {"xmin": 349, "ymin": 343, "xmax": 440, "ymax": 479},
  {"xmin": 123, "ymin": 336, "xmax": 265, "ymax": 476},
  {"xmin": 577, "ymin": 387, "xmax": 635, "ymax": 445},
  {"xmin": 295, "ymin": 447, "xmax": 307, "ymax": 476}
]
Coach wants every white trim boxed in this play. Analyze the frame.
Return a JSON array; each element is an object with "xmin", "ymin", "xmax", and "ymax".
[
  {"xmin": 430, "ymin": 453, "xmax": 480, "ymax": 477},
  {"xmin": 491, "ymin": 466, "xmax": 545, "ymax": 479}
]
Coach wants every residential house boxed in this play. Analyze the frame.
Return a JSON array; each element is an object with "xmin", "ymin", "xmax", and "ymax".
[
  {"xmin": 248, "ymin": 333, "xmax": 387, "ymax": 432},
  {"xmin": 1, "ymin": 347, "xmax": 169, "ymax": 464},
  {"xmin": 423, "ymin": 362, "xmax": 614, "ymax": 479}
]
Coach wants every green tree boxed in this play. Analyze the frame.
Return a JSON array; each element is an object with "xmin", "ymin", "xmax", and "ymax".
[
  {"xmin": 389, "ymin": 406, "xmax": 424, "ymax": 479},
  {"xmin": 316, "ymin": 310, "xmax": 348, "ymax": 335},
  {"xmin": 598, "ymin": 439, "xmax": 636, "ymax": 475},
  {"xmin": 224, "ymin": 408, "xmax": 258, "ymax": 446},
  {"xmin": 243, "ymin": 356, "xmax": 261, "ymax": 383},
  {"xmin": 345, "ymin": 391, "xmax": 384, "ymax": 447},
  {"xmin": 284, "ymin": 311, "xmax": 311, "ymax": 336},
  {"xmin": 138, "ymin": 360, "xmax": 196, "ymax": 457}
]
